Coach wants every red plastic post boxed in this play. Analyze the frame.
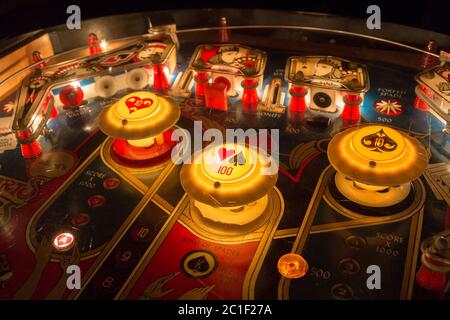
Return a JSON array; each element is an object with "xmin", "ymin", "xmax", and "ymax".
[
  {"xmin": 18, "ymin": 129, "xmax": 42, "ymax": 158},
  {"xmin": 342, "ymin": 94, "xmax": 362, "ymax": 121},
  {"xmin": 32, "ymin": 51, "xmax": 46, "ymax": 69},
  {"xmin": 289, "ymin": 85, "xmax": 308, "ymax": 112},
  {"xmin": 152, "ymin": 63, "xmax": 169, "ymax": 91},
  {"xmin": 194, "ymin": 71, "xmax": 210, "ymax": 105},
  {"xmin": 219, "ymin": 17, "xmax": 230, "ymax": 42},
  {"xmin": 88, "ymin": 33, "xmax": 101, "ymax": 56},
  {"xmin": 416, "ymin": 265, "xmax": 447, "ymax": 291},
  {"xmin": 241, "ymin": 78, "xmax": 259, "ymax": 105}
]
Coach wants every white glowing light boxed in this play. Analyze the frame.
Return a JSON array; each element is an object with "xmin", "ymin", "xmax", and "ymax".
[
  {"xmin": 53, "ymin": 232, "xmax": 75, "ymax": 251},
  {"xmin": 163, "ymin": 66, "xmax": 169, "ymax": 77},
  {"xmin": 100, "ymin": 40, "xmax": 108, "ymax": 52}
]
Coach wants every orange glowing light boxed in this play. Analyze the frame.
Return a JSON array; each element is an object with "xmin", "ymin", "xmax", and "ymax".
[
  {"xmin": 99, "ymin": 91, "xmax": 180, "ymax": 140},
  {"xmin": 277, "ymin": 253, "xmax": 309, "ymax": 279},
  {"xmin": 180, "ymin": 143, "xmax": 278, "ymax": 207},
  {"xmin": 327, "ymin": 125, "xmax": 429, "ymax": 186}
]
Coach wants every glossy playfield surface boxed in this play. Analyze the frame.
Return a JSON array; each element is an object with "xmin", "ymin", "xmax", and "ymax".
[{"xmin": 0, "ymin": 24, "xmax": 448, "ymax": 300}]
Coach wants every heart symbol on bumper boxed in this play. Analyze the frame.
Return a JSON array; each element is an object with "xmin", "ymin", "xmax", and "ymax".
[{"xmin": 218, "ymin": 147, "xmax": 235, "ymax": 161}]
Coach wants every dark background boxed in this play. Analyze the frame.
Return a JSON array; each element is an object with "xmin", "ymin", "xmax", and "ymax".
[{"xmin": 0, "ymin": 0, "xmax": 448, "ymax": 41}]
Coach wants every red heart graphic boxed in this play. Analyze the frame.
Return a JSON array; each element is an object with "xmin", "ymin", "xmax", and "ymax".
[
  {"xmin": 218, "ymin": 147, "xmax": 235, "ymax": 161},
  {"xmin": 56, "ymin": 234, "xmax": 73, "ymax": 246},
  {"xmin": 125, "ymin": 96, "xmax": 153, "ymax": 114},
  {"xmin": 88, "ymin": 195, "xmax": 105, "ymax": 208},
  {"xmin": 104, "ymin": 56, "xmax": 119, "ymax": 63},
  {"xmin": 58, "ymin": 236, "xmax": 68, "ymax": 246},
  {"xmin": 103, "ymin": 177, "xmax": 120, "ymax": 190},
  {"xmin": 71, "ymin": 213, "xmax": 90, "ymax": 227}
]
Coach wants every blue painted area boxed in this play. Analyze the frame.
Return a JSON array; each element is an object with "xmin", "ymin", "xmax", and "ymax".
[
  {"xmin": 0, "ymin": 96, "xmax": 109, "ymax": 182},
  {"xmin": 0, "ymin": 146, "xmax": 29, "ymax": 181},
  {"xmin": 42, "ymin": 98, "xmax": 106, "ymax": 153},
  {"xmin": 361, "ymin": 63, "xmax": 444, "ymax": 134}
]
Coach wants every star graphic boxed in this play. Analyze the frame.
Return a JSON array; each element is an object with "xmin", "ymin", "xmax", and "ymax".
[{"xmin": 375, "ymin": 99, "xmax": 403, "ymax": 116}]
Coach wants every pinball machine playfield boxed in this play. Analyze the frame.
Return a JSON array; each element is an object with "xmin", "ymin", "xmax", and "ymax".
[{"xmin": 0, "ymin": 9, "xmax": 448, "ymax": 301}]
